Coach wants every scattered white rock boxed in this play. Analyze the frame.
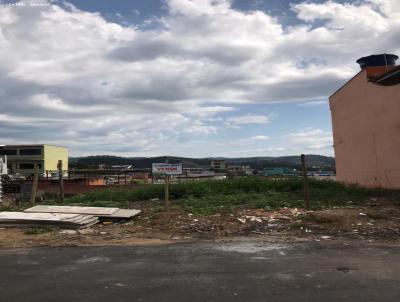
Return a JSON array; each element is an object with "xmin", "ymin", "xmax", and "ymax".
[
  {"xmin": 60, "ymin": 230, "xmax": 77, "ymax": 235},
  {"xmin": 78, "ymin": 228, "xmax": 97, "ymax": 235}
]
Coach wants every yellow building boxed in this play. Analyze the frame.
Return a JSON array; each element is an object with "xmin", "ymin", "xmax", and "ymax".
[{"xmin": 0, "ymin": 144, "xmax": 68, "ymax": 175}]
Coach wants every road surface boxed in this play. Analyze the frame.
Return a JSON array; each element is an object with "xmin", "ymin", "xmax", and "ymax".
[{"xmin": 0, "ymin": 240, "xmax": 399, "ymax": 301}]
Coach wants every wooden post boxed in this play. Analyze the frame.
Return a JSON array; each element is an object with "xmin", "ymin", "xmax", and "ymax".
[
  {"xmin": 30, "ymin": 167, "xmax": 39, "ymax": 206},
  {"xmin": 164, "ymin": 157, "xmax": 169, "ymax": 212},
  {"xmin": 301, "ymin": 154, "xmax": 310, "ymax": 210},
  {"xmin": 58, "ymin": 160, "xmax": 64, "ymax": 203},
  {"xmin": 124, "ymin": 170, "xmax": 127, "ymax": 185},
  {"xmin": 164, "ymin": 174, "xmax": 169, "ymax": 212}
]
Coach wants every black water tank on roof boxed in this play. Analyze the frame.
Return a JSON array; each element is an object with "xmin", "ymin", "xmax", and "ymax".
[{"xmin": 356, "ymin": 54, "xmax": 398, "ymax": 69}]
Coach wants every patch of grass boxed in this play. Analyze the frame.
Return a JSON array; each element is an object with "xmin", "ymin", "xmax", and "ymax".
[
  {"xmin": 289, "ymin": 222, "xmax": 308, "ymax": 229},
  {"xmin": 24, "ymin": 226, "xmax": 54, "ymax": 235},
  {"xmin": 59, "ymin": 177, "xmax": 400, "ymax": 212},
  {"xmin": 182, "ymin": 192, "xmax": 303, "ymax": 214},
  {"xmin": 0, "ymin": 204, "xmax": 22, "ymax": 212},
  {"xmin": 366, "ymin": 212, "xmax": 387, "ymax": 220}
]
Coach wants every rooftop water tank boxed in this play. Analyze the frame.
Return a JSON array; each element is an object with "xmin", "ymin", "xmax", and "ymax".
[{"xmin": 356, "ymin": 54, "xmax": 398, "ymax": 69}]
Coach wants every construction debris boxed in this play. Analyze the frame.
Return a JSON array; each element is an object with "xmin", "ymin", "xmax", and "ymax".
[
  {"xmin": 24, "ymin": 205, "xmax": 141, "ymax": 220},
  {"xmin": 0, "ymin": 212, "xmax": 98, "ymax": 229}
]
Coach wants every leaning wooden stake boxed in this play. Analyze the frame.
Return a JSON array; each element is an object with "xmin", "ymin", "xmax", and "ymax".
[
  {"xmin": 58, "ymin": 160, "xmax": 64, "ymax": 203},
  {"xmin": 30, "ymin": 167, "xmax": 39, "ymax": 206},
  {"xmin": 301, "ymin": 154, "xmax": 310, "ymax": 210}
]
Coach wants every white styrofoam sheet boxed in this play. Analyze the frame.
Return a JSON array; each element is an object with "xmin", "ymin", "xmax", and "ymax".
[
  {"xmin": 0, "ymin": 212, "xmax": 83, "ymax": 221},
  {"xmin": 25, "ymin": 205, "xmax": 119, "ymax": 216},
  {"xmin": 108, "ymin": 209, "xmax": 141, "ymax": 219}
]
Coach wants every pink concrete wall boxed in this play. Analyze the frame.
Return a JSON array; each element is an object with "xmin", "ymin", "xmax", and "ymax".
[{"xmin": 330, "ymin": 70, "xmax": 400, "ymax": 188}]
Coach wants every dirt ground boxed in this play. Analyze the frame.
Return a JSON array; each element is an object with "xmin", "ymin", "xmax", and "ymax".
[{"xmin": 1, "ymin": 198, "xmax": 400, "ymax": 248}]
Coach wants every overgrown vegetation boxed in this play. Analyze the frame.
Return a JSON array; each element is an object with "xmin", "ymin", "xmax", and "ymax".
[
  {"xmin": 24, "ymin": 226, "xmax": 54, "ymax": 235},
  {"xmin": 53, "ymin": 177, "xmax": 400, "ymax": 214}
]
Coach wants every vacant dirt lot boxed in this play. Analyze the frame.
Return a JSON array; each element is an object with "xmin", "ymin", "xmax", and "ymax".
[{"xmin": 1, "ymin": 198, "xmax": 399, "ymax": 248}]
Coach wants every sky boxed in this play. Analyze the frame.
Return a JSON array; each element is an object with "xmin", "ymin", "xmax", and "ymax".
[{"xmin": 0, "ymin": 0, "xmax": 399, "ymax": 158}]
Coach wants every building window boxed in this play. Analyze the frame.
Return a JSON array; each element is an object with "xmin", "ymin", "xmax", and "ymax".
[
  {"xmin": 19, "ymin": 149, "xmax": 41, "ymax": 155},
  {"xmin": 20, "ymin": 163, "xmax": 35, "ymax": 169},
  {"xmin": 0, "ymin": 149, "xmax": 17, "ymax": 155}
]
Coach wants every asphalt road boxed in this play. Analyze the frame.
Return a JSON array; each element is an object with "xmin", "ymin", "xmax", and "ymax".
[{"xmin": 0, "ymin": 241, "xmax": 399, "ymax": 302}]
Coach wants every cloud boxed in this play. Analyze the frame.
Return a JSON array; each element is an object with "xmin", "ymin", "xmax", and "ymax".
[
  {"xmin": 226, "ymin": 114, "xmax": 273, "ymax": 128},
  {"xmin": 284, "ymin": 127, "xmax": 333, "ymax": 150},
  {"xmin": 0, "ymin": 0, "xmax": 399, "ymax": 156},
  {"xmin": 250, "ymin": 135, "xmax": 271, "ymax": 141},
  {"xmin": 298, "ymin": 100, "xmax": 327, "ymax": 107}
]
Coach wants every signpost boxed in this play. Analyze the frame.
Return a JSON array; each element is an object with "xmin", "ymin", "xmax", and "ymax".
[{"xmin": 152, "ymin": 163, "xmax": 183, "ymax": 211}]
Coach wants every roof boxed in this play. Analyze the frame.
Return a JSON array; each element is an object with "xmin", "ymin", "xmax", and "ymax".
[
  {"xmin": 0, "ymin": 144, "xmax": 67, "ymax": 148},
  {"xmin": 330, "ymin": 65, "xmax": 400, "ymax": 99},
  {"xmin": 369, "ymin": 65, "xmax": 400, "ymax": 86}
]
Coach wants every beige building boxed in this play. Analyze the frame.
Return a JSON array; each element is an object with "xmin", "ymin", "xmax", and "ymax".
[
  {"xmin": 210, "ymin": 160, "xmax": 226, "ymax": 171},
  {"xmin": 227, "ymin": 165, "xmax": 252, "ymax": 175},
  {"xmin": 0, "ymin": 144, "xmax": 68, "ymax": 175},
  {"xmin": 330, "ymin": 54, "xmax": 400, "ymax": 188}
]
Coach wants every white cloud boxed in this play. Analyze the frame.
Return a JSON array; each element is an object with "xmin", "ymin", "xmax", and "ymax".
[
  {"xmin": 298, "ymin": 100, "xmax": 327, "ymax": 107},
  {"xmin": 284, "ymin": 127, "xmax": 333, "ymax": 151},
  {"xmin": 226, "ymin": 114, "xmax": 272, "ymax": 128},
  {"xmin": 0, "ymin": 0, "xmax": 399, "ymax": 156},
  {"xmin": 250, "ymin": 135, "xmax": 271, "ymax": 141}
]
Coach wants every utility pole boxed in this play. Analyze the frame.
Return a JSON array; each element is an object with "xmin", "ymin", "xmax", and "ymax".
[
  {"xmin": 301, "ymin": 154, "xmax": 310, "ymax": 210},
  {"xmin": 58, "ymin": 160, "xmax": 64, "ymax": 203}
]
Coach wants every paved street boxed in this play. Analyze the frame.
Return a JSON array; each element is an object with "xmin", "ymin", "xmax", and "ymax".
[{"xmin": 0, "ymin": 241, "xmax": 399, "ymax": 302}]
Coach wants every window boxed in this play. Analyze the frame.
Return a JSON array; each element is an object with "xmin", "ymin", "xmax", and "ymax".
[
  {"xmin": 19, "ymin": 149, "xmax": 41, "ymax": 155},
  {"xmin": 20, "ymin": 163, "xmax": 35, "ymax": 169},
  {"xmin": 0, "ymin": 149, "xmax": 17, "ymax": 155}
]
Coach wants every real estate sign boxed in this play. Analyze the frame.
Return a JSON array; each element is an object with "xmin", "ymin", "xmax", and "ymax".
[{"xmin": 152, "ymin": 163, "xmax": 183, "ymax": 175}]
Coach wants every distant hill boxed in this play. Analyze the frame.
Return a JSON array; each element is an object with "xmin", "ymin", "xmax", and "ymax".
[{"xmin": 69, "ymin": 155, "xmax": 335, "ymax": 170}]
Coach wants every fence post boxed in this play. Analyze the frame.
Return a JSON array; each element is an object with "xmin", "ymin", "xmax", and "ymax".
[
  {"xmin": 164, "ymin": 174, "xmax": 170, "ymax": 212},
  {"xmin": 30, "ymin": 166, "xmax": 39, "ymax": 206},
  {"xmin": 301, "ymin": 154, "xmax": 310, "ymax": 210},
  {"xmin": 58, "ymin": 160, "xmax": 64, "ymax": 203},
  {"xmin": 165, "ymin": 157, "xmax": 170, "ymax": 212}
]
